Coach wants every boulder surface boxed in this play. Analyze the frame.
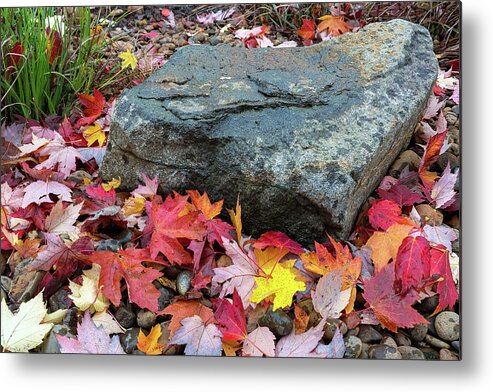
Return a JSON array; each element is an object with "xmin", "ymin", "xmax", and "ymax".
[{"xmin": 101, "ymin": 19, "xmax": 437, "ymax": 243}]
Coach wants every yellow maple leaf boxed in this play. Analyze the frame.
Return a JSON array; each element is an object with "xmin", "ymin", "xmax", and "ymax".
[
  {"xmin": 119, "ymin": 50, "xmax": 138, "ymax": 70},
  {"xmin": 102, "ymin": 177, "xmax": 121, "ymax": 191},
  {"xmin": 227, "ymin": 195, "xmax": 242, "ymax": 244},
  {"xmin": 250, "ymin": 260, "xmax": 306, "ymax": 310},
  {"xmin": 1, "ymin": 292, "xmax": 53, "ymax": 352},
  {"xmin": 254, "ymin": 246, "xmax": 289, "ymax": 277},
  {"xmin": 137, "ymin": 324, "xmax": 164, "ymax": 355},
  {"xmin": 68, "ymin": 264, "xmax": 109, "ymax": 313},
  {"xmin": 122, "ymin": 194, "xmax": 146, "ymax": 217},
  {"xmin": 82, "ymin": 124, "xmax": 106, "ymax": 146},
  {"xmin": 366, "ymin": 223, "xmax": 414, "ymax": 271},
  {"xmin": 222, "ymin": 340, "xmax": 242, "ymax": 356}
]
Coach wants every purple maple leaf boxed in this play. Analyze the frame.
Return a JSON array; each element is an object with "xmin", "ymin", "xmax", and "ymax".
[{"xmin": 56, "ymin": 311, "xmax": 125, "ymax": 354}]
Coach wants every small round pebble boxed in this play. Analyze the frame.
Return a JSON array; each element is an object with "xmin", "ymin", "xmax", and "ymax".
[
  {"xmin": 395, "ymin": 332, "xmax": 412, "ymax": 347},
  {"xmin": 435, "ymin": 311, "xmax": 460, "ymax": 341},
  {"xmin": 358, "ymin": 325, "xmax": 382, "ymax": 343},
  {"xmin": 344, "ymin": 336, "xmax": 363, "ymax": 358},
  {"xmin": 369, "ymin": 344, "xmax": 402, "ymax": 359},
  {"xmin": 424, "ymin": 334, "xmax": 450, "ymax": 349},
  {"xmin": 359, "ymin": 343, "xmax": 370, "ymax": 359},
  {"xmin": 397, "ymin": 346, "xmax": 425, "ymax": 360},
  {"xmin": 420, "ymin": 347, "xmax": 440, "ymax": 360},
  {"xmin": 409, "ymin": 323, "xmax": 428, "ymax": 342},
  {"xmin": 380, "ymin": 336, "xmax": 398, "ymax": 349},
  {"xmin": 323, "ymin": 318, "xmax": 347, "ymax": 341},
  {"xmin": 176, "ymin": 270, "xmax": 193, "ymax": 295},
  {"xmin": 136, "ymin": 309, "xmax": 157, "ymax": 329},
  {"xmin": 439, "ymin": 348, "xmax": 459, "ymax": 361}
]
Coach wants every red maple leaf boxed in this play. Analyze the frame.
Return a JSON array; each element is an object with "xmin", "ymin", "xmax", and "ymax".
[
  {"xmin": 187, "ymin": 190, "xmax": 233, "ymax": 245},
  {"xmin": 363, "ymin": 263, "xmax": 428, "ymax": 332},
  {"xmin": 33, "ymin": 234, "xmax": 93, "ymax": 298},
  {"xmin": 368, "ymin": 199, "xmax": 407, "ymax": 231},
  {"xmin": 148, "ymin": 194, "xmax": 207, "ymax": 265},
  {"xmin": 253, "ymin": 231, "xmax": 304, "ymax": 255},
  {"xmin": 430, "ymin": 245, "xmax": 458, "ymax": 315},
  {"xmin": 6, "ymin": 42, "xmax": 24, "ymax": 78},
  {"xmin": 212, "ymin": 289, "xmax": 247, "ymax": 341},
  {"xmin": 297, "ymin": 19, "xmax": 316, "ymax": 40},
  {"xmin": 77, "ymin": 89, "xmax": 106, "ymax": 126},
  {"xmin": 418, "ymin": 132, "xmax": 447, "ymax": 189},
  {"xmin": 90, "ymin": 247, "xmax": 163, "ymax": 311},
  {"xmin": 394, "ymin": 236, "xmax": 431, "ymax": 293},
  {"xmin": 84, "ymin": 184, "xmax": 116, "ymax": 207},
  {"xmin": 377, "ymin": 183, "xmax": 424, "ymax": 207}
]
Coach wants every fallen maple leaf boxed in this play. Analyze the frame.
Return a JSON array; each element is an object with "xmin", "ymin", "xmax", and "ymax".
[
  {"xmin": 92, "ymin": 311, "xmax": 125, "ymax": 335},
  {"xmin": 133, "ymin": 173, "xmax": 159, "ymax": 198},
  {"xmin": 312, "ymin": 270, "xmax": 352, "ymax": 319},
  {"xmin": 82, "ymin": 123, "xmax": 106, "ymax": 147},
  {"xmin": 148, "ymin": 194, "xmax": 207, "ymax": 264},
  {"xmin": 227, "ymin": 195, "xmax": 242, "ymax": 244},
  {"xmin": 68, "ymin": 263, "xmax": 109, "ymax": 313},
  {"xmin": 1, "ymin": 292, "xmax": 53, "ymax": 352},
  {"xmin": 422, "ymin": 95, "xmax": 444, "ymax": 120},
  {"xmin": 317, "ymin": 15, "xmax": 352, "ymax": 37},
  {"xmin": 313, "ymin": 327, "xmax": 346, "ymax": 358},
  {"xmin": 422, "ymin": 224, "xmax": 458, "ymax": 252},
  {"xmin": 90, "ymin": 247, "xmax": 163, "ymax": 311},
  {"xmin": 77, "ymin": 89, "xmax": 106, "ymax": 126},
  {"xmin": 162, "ymin": 300, "xmax": 214, "ymax": 339},
  {"xmin": 419, "ymin": 132, "xmax": 447, "ymax": 188},
  {"xmin": 294, "ymin": 304, "xmax": 309, "ymax": 334},
  {"xmin": 368, "ymin": 199, "xmax": 404, "ymax": 231},
  {"xmin": 431, "ymin": 163, "xmax": 459, "ymax": 209},
  {"xmin": 32, "ymin": 233, "xmax": 90, "ymax": 272},
  {"xmin": 56, "ymin": 311, "xmax": 125, "ymax": 354},
  {"xmin": 430, "ymin": 245, "xmax": 459, "ymax": 315},
  {"xmin": 35, "ymin": 134, "xmax": 83, "ymax": 178},
  {"xmin": 44, "ymin": 200, "xmax": 82, "ymax": 234},
  {"xmin": 169, "ymin": 315, "xmax": 223, "ymax": 356},
  {"xmin": 377, "ymin": 183, "xmax": 424, "ymax": 207},
  {"xmin": 253, "ymin": 231, "xmax": 304, "ymax": 255},
  {"xmin": 249, "ymin": 260, "xmax": 306, "ymax": 310},
  {"xmin": 366, "ymin": 223, "xmax": 415, "ymax": 271},
  {"xmin": 22, "ymin": 180, "xmax": 72, "ymax": 208},
  {"xmin": 119, "ymin": 50, "xmax": 138, "ymax": 70},
  {"xmin": 363, "ymin": 263, "xmax": 428, "ymax": 332},
  {"xmin": 212, "ymin": 238, "xmax": 258, "ymax": 307},
  {"xmin": 275, "ymin": 319, "xmax": 326, "ymax": 357},
  {"xmin": 394, "ymin": 235, "xmax": 431, "ymax": 293},
  {"xmin": 297, "ymin": 19, "xmax": 316, "ymax": 40},
  {"xmin": 213, "ymin": 289, "xmax": 247, "ymax": 341},
  {"xmin": 137, "ymin": 324, "xmax": 164, "ymax": 355},
  {"xmin": 188, "ymin": 190, "xmax": 233, "ymax": 245},
  {"xmin": 242, "ymin": 326, "xmax": 275, "ymax": 357}
]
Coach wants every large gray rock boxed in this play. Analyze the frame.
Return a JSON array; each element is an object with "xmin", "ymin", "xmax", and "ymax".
[{"xmin": 102, "ymin": 19, "xmax": 437, "ymax": 243}]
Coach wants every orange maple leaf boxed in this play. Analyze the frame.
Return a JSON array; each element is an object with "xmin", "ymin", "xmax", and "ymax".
[
  {"xmin": 187, "ymin": 190, "xmax": 223, "ymax": 220},
  {"xmin": 317, "ymin": 15, "xmax": 352, "ymax": 37},
  {"xmin": 161, "ymin": 300, "xmax": 215, "ymax": 339},
  {"xmin": 227, "ymin": 195, "xmax": 242, "ymax": 244},
  {"xmin": 137, "ymin": 324, "xmax": 164, "ymax": 355},
  {"xmin": 366, "ymin": 223, "xmax": 415, "ymax": 271},
  {"xmin": 301, "ymin": 236, "xmax": 361, "ymax": 290}
]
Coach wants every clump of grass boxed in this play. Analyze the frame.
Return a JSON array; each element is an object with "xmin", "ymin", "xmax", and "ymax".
[{"xmin": 1, "ymin": 7, "xmax": 121, "ymax": 122}]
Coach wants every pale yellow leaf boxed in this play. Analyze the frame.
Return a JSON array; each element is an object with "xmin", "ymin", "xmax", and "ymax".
[
  {"xmin": 68, "ymin": 264, "xmax": 109, "ymax": 313},
  {"xmin": 1, "ymin": 292, "xmax": 53, "ymax": 352}
]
